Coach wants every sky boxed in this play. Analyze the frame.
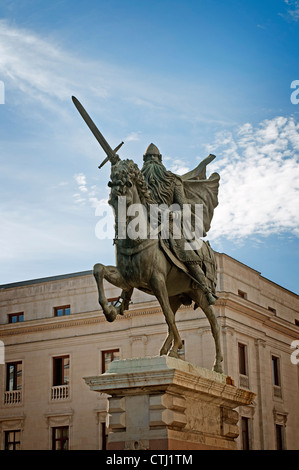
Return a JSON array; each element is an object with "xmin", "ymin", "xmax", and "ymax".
[{"xmin": 0, "ymin": 0, "xmax": 298, "ymax": 294}]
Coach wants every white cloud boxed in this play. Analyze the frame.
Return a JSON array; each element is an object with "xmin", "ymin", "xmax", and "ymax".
[
  {"xmin": 125, "ymin": 132, "xmax": 141, "ymax": 142},
  {"xmin": 0, "ymin": 19, "xmax": 230, "ymax": 131},
  {"xmin": 206, "ymin": 116, "xmax": 299, "ymax": 240},
  {"xmin": 74, "ymin": 173, "xmax": 88, "ymax": 192},
  {"xmin": 72, "ymin": 116, "xmax": 299, "ymax": 242},
  {"xmin": 0, "ymin": 19, "xmax": 110, "ymax": 106},
  {"xmin": 283, "ymin": 0, "xmax": 299, "ymax": 21},
  {"xmin": 73, "ymin": 173, "xmax": 109, "ymax": 209},
  {"xmin": 168, "ymin": 159, "xmax": 190, "ymax": 175}
]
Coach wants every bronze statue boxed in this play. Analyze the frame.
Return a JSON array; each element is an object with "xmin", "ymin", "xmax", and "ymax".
[{"xmin": 72, "ymin": 96, "xmax": 223, "ymax": 373}]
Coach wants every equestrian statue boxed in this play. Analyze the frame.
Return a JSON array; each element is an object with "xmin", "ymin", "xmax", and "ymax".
[{"xmin": 72, "ymin": 96, "xmax": 223, "ymax": 373}]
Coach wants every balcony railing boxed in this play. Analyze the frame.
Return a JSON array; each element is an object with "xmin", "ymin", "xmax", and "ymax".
[
  {"xmin": 4, "ymin": 390, "xmax": 22, "ymax": 405},
  {"xmin": 51, "ymin": 385, "xmax": 69, "ymax": 400},
  {"xmin": 273, "ymin": 385, "xmax": 282, "ymax": 398},
  {"xmin": 239, "ymin": 374, "xmax": 249, "ymax": 389}
]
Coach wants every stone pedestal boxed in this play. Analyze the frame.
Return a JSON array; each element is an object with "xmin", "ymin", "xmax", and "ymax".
[{"xmin": 84, "ymin": 356, "xmax": 255, "ymax": 450}]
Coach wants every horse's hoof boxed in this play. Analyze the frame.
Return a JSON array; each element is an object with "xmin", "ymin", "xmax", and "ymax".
[
  {"xmin": 168, "ymin": 349, "xmax": 179, "ymax": 359},
  {"xmin": 213, "ymin": 364, "xmax": 223, "ymax": 374},
  {"xmin": 104, "ymin": 306, "xmax": 117, "ymax": 322}
]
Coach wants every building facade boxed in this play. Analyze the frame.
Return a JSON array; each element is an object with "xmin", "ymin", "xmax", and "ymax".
[{"xmin": 0, "ymin": 253, "xmax": 298, "ymax": 450}]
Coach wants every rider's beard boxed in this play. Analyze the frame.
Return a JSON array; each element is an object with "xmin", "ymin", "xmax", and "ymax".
[{"xmin": 142, "ymin": 160, "xmax": 176, "ymax": 205}]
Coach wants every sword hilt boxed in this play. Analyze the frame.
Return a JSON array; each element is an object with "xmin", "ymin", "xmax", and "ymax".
[{"xmin": 98, "ymin": 141, "xmax": 124, "ymax": 169}]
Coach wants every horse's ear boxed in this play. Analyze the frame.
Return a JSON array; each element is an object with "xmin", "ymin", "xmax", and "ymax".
[{"xmin": 126, "ymin": 180, "xmax": 132, "ymax": 187}]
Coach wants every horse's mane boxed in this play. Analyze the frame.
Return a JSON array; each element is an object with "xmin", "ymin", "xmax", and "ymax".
[{"xmin": 109, "ymin": 159, "xmax": 154, "ymax": 206}]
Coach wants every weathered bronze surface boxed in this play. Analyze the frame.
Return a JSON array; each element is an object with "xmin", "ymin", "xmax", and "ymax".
[{"xmin": 73, "ymin": 97, "xmax": 223, "ymax": 373}]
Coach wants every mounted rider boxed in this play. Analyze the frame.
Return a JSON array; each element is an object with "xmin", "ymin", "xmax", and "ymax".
[{"xmin": 141, "ymin": 143, "xmax": 219, "ymax": 305}]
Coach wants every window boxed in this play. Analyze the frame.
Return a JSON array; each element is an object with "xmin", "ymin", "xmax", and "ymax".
[
  {"xmin": 53, "ymin": 356, "xmax": 70, "ymax": 386},
  {"xmin": 241, "ymin": 417, "xmax": 250, "ymax": 450},
  {"xmin": 238, "ymin": 343, "xmax": 247, "ymax": 376},
  {"xmin": 272, "ymin": 356, "xmax": 281, "ymax": 387},
  {"xmin": 295, "ymin": 319, "xmax": 299, "ymax": 327},
  {"xmin": 102, "ymin": 349, "xmax": 120, "ymax": 373},
  {"xmin": 52, "ymin": 356, "xmax": 70, "ymax": 400},
  {"xmin": 4, "ymin": 362, "xmax": 22, "ymax": 404},
  {"xmin": 275, "ymin": 424, "xmax": 284, "ymax": 450},
  {"xmin": 54, "ymin": 305, "xmax": 70, "ymax": 317},
  {"xmin": 268, "ymin": 307, "xmax": 276, "ymax": 315},
  {"xmin": 238, "ymin": 343, "xmax": 249, "ymax": 388},
  {"xmin": 101, "ymin": 422, "xmax": 108, "ymax": 450},
  {"xmin": 5, "ymin": 430, "xmax": 21, "ymax": 450},
  {"xmin": 6, "ymin": 362, "xmax": 22, "ymax": 392},
  {"xmin": 107, "ymin": 297, "xmax": 121, "ymax": 307},
  {"xmin": 238, "ymin": 290, "xmax": 247, "ymax": 299},
  {"xmin": 52, "ymin": 426, "xmax": 69, "ymax": 450},
  {"xmin": 8, "ymin": 312, "xmax": 24, "ymax": 323}
]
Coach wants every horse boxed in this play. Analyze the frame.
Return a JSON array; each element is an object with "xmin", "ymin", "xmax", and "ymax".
[{"xmin": 93, "ymin": 158, "xmax": 223, "ymax": 373}]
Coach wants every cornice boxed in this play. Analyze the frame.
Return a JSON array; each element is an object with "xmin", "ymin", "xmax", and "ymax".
[
  {"xmin": 0, "ymin": 303, "xmax": 166, "ymax": 337},
  {"xmin": 0, "ymin": 292, "xmax": 297, "ymax": 341},
  {"xmin": 217, "ymin": 292, "xmax": 298, "ymax": 338},
  {"xmin": 0, "ymin": 300, "xmax": 199, "ymax": 338}
]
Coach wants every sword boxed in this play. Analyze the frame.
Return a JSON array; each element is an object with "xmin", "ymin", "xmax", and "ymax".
[{"xmin": 72, "ymin": 96, "xmax": 124, "ymax": 168}]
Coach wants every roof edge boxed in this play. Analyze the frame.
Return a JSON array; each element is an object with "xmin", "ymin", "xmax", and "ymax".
[{"xmin": 0, "ymin": 270, "xmax": 93, "ymax": 290}]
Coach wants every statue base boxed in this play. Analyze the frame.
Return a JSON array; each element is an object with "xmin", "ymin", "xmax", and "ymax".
[{"xmin": 84, "ymin": 356, "xmax": 255, "ymax": 450}]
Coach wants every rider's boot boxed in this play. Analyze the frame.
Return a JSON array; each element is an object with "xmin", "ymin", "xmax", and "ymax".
[{"xmin": 187, "ymin": 263, "xmax": 218, "ymax": 305}]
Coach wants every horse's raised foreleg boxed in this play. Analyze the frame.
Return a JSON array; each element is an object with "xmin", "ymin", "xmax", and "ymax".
[
  {"xmin": 93, "ymin": 263, "xmax": 132, "ymax": 322},
  {"xmin": 150, "ymin": 276, "xmax": 183, "ymax": 358},
  {"xmin": 159, "ymin": 295, "xmax": 182, "ymax": 356}
]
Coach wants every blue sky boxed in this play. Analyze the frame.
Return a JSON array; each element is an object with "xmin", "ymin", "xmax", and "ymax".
[{"xmin": 0, "ymin": 0, "xmax": 298, "ymax": 293}]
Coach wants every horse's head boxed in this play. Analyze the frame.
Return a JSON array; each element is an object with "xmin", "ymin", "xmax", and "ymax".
[
  {"xmin": 107, "ymin": 159, "xmax": 154, "ymax": 241},
  {"xmin": 108, "ymin": 159, "xmax": 153, "ymax": 210}
]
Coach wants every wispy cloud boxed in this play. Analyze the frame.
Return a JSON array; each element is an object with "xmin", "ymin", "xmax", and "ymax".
[
  {"xmin": 206, "ymin": 116, "xmax": 299, "ymax": 240},
  {"xmin": 74, "ymin": 173, "xmax": 88, "ymax": 192},
  {"xmin": 72, "ymin": 116, "xmax": 299, "ymax": 242},
  {"xmin": 281, "ymin": 1, "xmax": 299, "ymax": 21},
  {"xmin": 168, "ymin": 158, "xmax": 190, "ymax": 175},
  {"xmin": 0, "ymin": 19, "xmax": 131, "ymax": 113},
  {"xmin": 125, "ymin": 131, "xmax": 142, "ymax": 142},
  {"xmin": 0, "ymin": 19, "xmax": 231, "ymax": 131},
  {"xmin": 73, "ymin": 172, "xmax": 109, "ymax": 209}
]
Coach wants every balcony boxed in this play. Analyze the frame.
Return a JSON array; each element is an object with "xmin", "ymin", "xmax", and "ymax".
[
  {"xmin": 4, "ymin": 390, "xmax": 22, "ymax": 405},
  {"xmin": 273, "ymin": 384, "xmax": 282, "ymax": 399},
  {"xmin": 51, "ymin": 385, "xmax": 69, "ymax": 401},
  {"xmin": 239, "ymin": 374, "xmax": 249, "ymax": 389}
]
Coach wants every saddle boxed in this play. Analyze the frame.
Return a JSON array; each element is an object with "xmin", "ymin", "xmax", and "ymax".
[{"xmin": 159, "ymin": 237, "xmax": 217, "ymax": 293}]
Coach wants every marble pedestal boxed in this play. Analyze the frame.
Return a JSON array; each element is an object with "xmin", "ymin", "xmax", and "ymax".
[{"xmin": 84, "ymin": 356, "xmax": 255, "ymax": 450}]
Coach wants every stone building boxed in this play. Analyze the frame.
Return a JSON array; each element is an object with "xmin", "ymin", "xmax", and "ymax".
[{"xmin": 0, "ymin": 252, "xmax": 298, "ymax": 450}]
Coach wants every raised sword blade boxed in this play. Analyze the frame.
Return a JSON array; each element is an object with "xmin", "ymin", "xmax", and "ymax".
[{"xmin": 72, "ymin": 96, "xmax": 115, "ymax": 159}]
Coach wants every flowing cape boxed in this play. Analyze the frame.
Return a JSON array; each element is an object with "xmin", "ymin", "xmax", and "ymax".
[
  {"xmin": 159, "ymin": 154, "xmax": 219, "ymax": 292},
  {"xmin": 181, "ymin": 154, "xmax": 220, "ymax": 238}
]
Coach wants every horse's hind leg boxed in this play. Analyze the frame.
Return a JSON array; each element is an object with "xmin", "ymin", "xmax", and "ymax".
[
  {"xmin": 204, "ymin": 304, "xmax": 223, "ymax": 373},
  {"xmin": 160, "ymin": 295, "xmax": 182, "ymax": 356},
  {"xmin": 150, "ymin": 275, "xmax": 183, "ymax": 358},
  {"xmin": 93, "ymin": 263, "xmax": 132, "ymax": 322},
  {"xmin": 192, "ymin": 290, "xmax": 223, "ymax": 373}
]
